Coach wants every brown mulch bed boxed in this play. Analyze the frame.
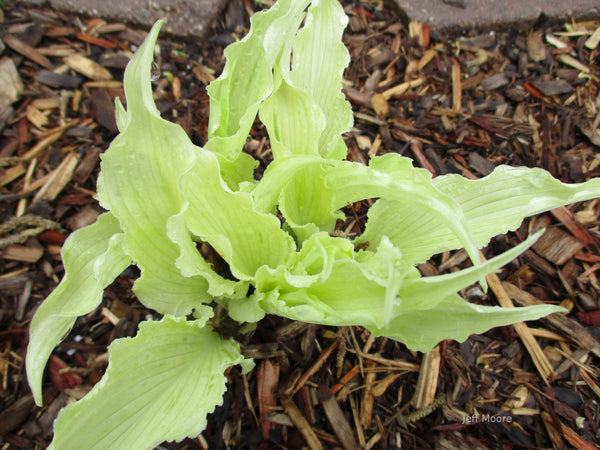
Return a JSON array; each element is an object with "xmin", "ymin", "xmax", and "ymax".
[{"xmin": 1, "ymin": 1, "xmax": 600, "ymax": 448}]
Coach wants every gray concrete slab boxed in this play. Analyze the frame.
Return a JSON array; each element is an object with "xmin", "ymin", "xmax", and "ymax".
[
  {"xmin": 24, "ymin": 0, "xmax": 229, "ymax": 39},
  {"xmin": 391, "ymin": 0, "xmax": 600, "ymax": 32}
]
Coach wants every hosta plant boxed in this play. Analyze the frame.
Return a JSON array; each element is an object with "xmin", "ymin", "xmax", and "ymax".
[{"xmin": 27, "ymin": 0, "xmax": 600, "ymax": 447}]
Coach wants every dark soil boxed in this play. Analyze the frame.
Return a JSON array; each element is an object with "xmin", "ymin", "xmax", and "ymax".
[{"xmin": 1, "ymin": 1, "xmax": 600, "ymax": 449}]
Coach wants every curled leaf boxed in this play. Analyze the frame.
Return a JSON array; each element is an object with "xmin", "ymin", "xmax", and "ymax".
[{"xmin": 27, "ymin": 212, "xmax": 130, "ymax": 405}]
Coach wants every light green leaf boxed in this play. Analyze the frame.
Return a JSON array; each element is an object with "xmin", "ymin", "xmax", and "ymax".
[
  {"xmin": 205, "ymin": 0, "xmax": 310, "ymax": 158},
  {"xmin": 260, "ymin": 70, "xmax": 326, "ymax": 158},
  {"xmin": 255, "ymin": 153, "xmax": 481, "ymax": 255},
  {"xmin": 358, "ymin": 165, "xmax": 600, "ymax": 268},
  {"xmin": 279, "ymin": 167, "xmax": 342, "ymax": 242},
  {"xmin": 252, "ymin": 155, "xmax": 333, "ymax": 213},
  {"xmin": 26, "ymin": 212, "xmax": 130, "ymax": 406},
  {"xmin": 255, "ymin": 228, "xmax": 562, "ymax": 351},
  {"xmin": 396, "ymin": 230, "xmax": 543, "ymax": 311},
  {"xmin": 326, "ymin": 154, "xmax": 482, "ymax": 267},
  {"xmin": 370, "ymin": 293, "xmax": 565, "ymax": 353},
  {"xmin": 255, "ymin": 232, "xmax": 399, "ymax": 327},
  {"xmin": 49, "ymin": 315, "xmax": 251, "ymax": 450},
  {"xmin": 180, "ymin": 150, "xmax": 295, "ymax": 280},
  {"xmin": 259, "ymin": 79, "xmax": 341, "ymax": 240},
  {"xmin": 288, "ymin": 0, "xmax": 352, "ymax": 160},
  {"xmin": 96, "ymin": 21, "xmax": 215, "ymax": 314},
  {"xmin": 258, "ymin": 0, "xmax": 352, "ymax": 239}
]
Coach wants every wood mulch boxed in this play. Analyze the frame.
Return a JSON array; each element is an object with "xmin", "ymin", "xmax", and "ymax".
[{"xmin": 1, "ymin": 0, "xmax": 600, "ymax": 448}]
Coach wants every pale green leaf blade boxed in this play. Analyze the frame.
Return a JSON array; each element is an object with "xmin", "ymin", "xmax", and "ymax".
[
  {"xmin": 206, "ymin": 0, "xmax": 310, "ymax": 158},
  {"xmin": 279, "ymin": 167, "xmax": 342, "ymax": 242},
  {"xmin": 165, "ymin": 208, "xmax": 245, "ymax": 298},
  {"xmin": 327, "ymin": 154, "xmax": 482, "ymax": 266},
  {"xmin": 50, "ymin": 315, "xmax": 251, "ymax": 450},
  {"xmin": 289, "ymin": 0, "xmax": 352, "ymax": 159},
  {"xmin": 252, "ymin": 155, "xmax": 331, "ymax": 213},
  {"xmin": 259, "ymin": 72, "xmax": 325, "ymax": 158},
  {"xmin": 257, "ymin": 0, "xmax": 352, "ymax": 237},
  {"xmin": 96, "ymin": 21, "xmax": 212, "ymax": 314},
  {"xmin": 181, "ymin": 150, "xmax": 295, "ymax": 280},
  {"xmin": 358, "ymin": 165, "xmax": 600, "ymax": 267},
  {"xmin": 26, "ymin": 212, "xmax": 130, "ymax": 405},
  {"xmin": 370, "ymin": 293, "xmax": 565, "ymax": 353}
]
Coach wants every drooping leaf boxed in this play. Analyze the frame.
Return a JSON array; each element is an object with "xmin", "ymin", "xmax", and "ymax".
[
  {"xmin": 325, "ymin": 154, "xmax": 482, "ymax": 267},
  {"xmin": 357, "ymin": 165, "xmax": 600, "ymax": 268},
  {"xmin": 49, "ymin": 315, "xmax": 252, "ymax": 450},
  {"xmin": 27, "ymin": 213, "xmax": 130, "ymax": 405},
  {"xmin": 255, "ymin": 153, "xmax": 481, "ymax": 258}
]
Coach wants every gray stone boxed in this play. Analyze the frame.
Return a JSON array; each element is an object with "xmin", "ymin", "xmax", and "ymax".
[
  {"xmin": 391, "ymin": 0, "xmax": 600, "ymax": 32},
  {"xmin": 27, "ymin": 0, "xmax": 229, "ymax": 39}
]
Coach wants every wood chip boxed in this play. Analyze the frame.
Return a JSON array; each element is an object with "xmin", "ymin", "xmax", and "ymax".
[
  {"xmin": 0, "ymin": 164, "xmax": 26, "ymax": 187},
  {"xmin": 584, "ymin": 26, "xmax": 600, "ymax": 50},
  {"xmin": 26, "ymin": 104, "xmax": 49, "ymax": 129},
  {"xmin": 451, "ymin": 60, "xmax": 461, "ymax": 113},
  {"xmin": 292, "ymin": 339, "xmax": 338, "ymax": 395},
  {"xmin": 280, "ymin": 396, "xmax": 323, "ymax": 450},
  {"xmin": 532, "ymin": 79, "xmax": 574, "ymax": 96},
  {"xmin": 3, "ymin": 34, "xmax": 53, "ymax": 69},
  {"xmin": 560, "ymin": 420, "xmax": 597, "ymax": 450},
  {"xmin": 0, "ymin": 57, "xmax": 23, "ymax": 109},
  {"xmin": 22, "ymin": 119, "xmax": 79, "ymax": 161},
  {"xmin": 551, "ymin": 206, "xmax": 600, "ymax": 247},
  {"xmin": 31, "ymin": 97, "xmax": 62, "ymax": 110},
  {"xmin": 34, "ymin": 70, "xmax": 83, "ymax": 89},
  {"xmin": 417, "ymin": 48, "xmax": 438, "ymax": 71},
  {"xmin": 0, "ymin": 394, "xmax": 35, "ymax": 435},
  {"xmin": 64, "ymin": 205, "xmax": 101, "ymax": 231},
  {"xmin": 411, "ymin": 345, "xmax": 441, "ymax": 409},
  {"xmin": 32, "ymin": 152, "xmax": 81, "ymax": 203},
  {"xmin": 502, "ymin": 282, "xmax": 600, "ymax": 359},
  {"xmin": 64, "ymin": 54, "xmax": 112, "ymax": 81},
  {"xmin": 527, "ymin": 30, "xmax": 546, "ymax": 62},
  {"xmin": 257, "ymin": 359, "xmax": 279, "ymax": 440},
  {"xmin": 76, "ymin": 33, "xmax": 117, "ymax": 49},
  {"xmin": 317, "ymin": 385, "xmax": 359, "ymax": 450},
  {"xmin": 468, "ymin": 151, "xmax": 495, "ymax": 176},
  {"xmin": 371, "ymin": 92, "xmax": 389, "ymax": 117},
  {"xmin": 382, "ymin": 78, "xmax": 425, "ymax": 100},
  {"xmin": 360, "ymin": 360, "xmax": 376, "ymax": 427},
  {"xmin": 2, "ymin": 245, "xmax": 44, "ymax": 263},
  {"xmin": 481, "ymin": 73, "xmax": 508, "ymax": 90},
  {"xmin": 532, "ymin": 227, "xmax": 584, "ymax": 265},
  {"xmin": 90, "ymin": 88, "xmax": 118, "ymax": 133}
]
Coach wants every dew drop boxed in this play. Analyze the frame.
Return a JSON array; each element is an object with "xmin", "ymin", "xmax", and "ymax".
[{"xmin": 150, "ymin": 61, "xmax": 161, "ymax": 81}]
